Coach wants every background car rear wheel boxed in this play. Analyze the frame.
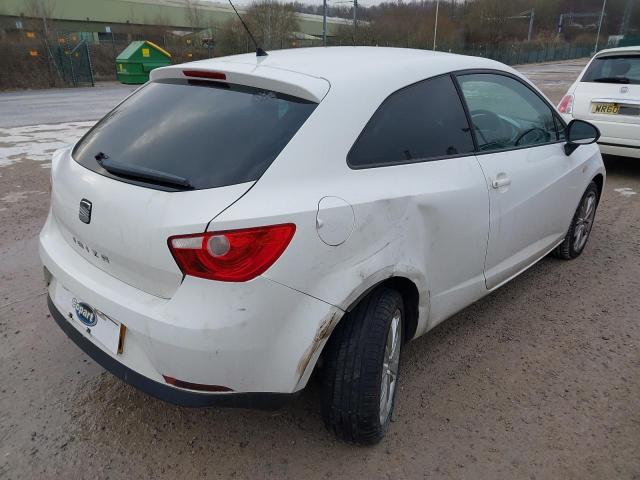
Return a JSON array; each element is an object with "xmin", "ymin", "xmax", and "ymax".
[
  {"xmin": 553, "ymin": 181, "xmax": 599, "ymax": 260},
  {"xmin": 321, "ymin": 287, "xmax": 404, "ymax": 444}
]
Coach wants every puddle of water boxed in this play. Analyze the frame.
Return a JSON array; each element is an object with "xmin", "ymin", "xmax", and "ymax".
[
  {"xmin": 0, "ymin": 121, "xmax": 94, "ymax": 167},
  {"xmin": 613, "ymin": 187, "xmax": 637, "ymax": 197}
]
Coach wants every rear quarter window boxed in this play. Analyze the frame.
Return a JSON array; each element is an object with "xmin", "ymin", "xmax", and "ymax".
[
  {"xmin": 73, "ymin": 79, "xmax": 317, "ymax": 190},
  {"xmin": 347, "ymin": 74, "xmax": 475, "ymax": 168}
]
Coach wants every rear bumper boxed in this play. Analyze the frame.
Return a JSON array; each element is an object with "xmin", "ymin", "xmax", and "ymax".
[
  {"xmin": 48, "ymin": 296, "xmax": 294, "ymax": 409},
  {"xmin": 40, "ymin": 211, "xmax": 342, "ymax": 397},
  {"xmin": 598, "ymin": 141, "xmax": 640, "ymax": 158}
]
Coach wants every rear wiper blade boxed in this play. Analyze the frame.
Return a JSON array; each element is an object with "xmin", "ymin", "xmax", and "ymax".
[
  {"xmin": 95, "ymin": 153, "xmax": 194, "ymax": 190},
  {"xmin": 592, "ymin": 76, "xmax": 631, "ymax": 84}
]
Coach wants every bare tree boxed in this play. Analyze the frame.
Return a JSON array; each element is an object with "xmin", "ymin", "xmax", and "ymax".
[
  {"xmin": 185, "ymin": 0, "xmax": 203, "ymax": 30},
  {"xmin": 217, "ymin": 0, "xmax": 298, "ymax": 54},
  {"xmin": 24, "ymin": 0, "xmax": 62, "ymax": 84},
  {"xmin": 247, "ymin": 0, "xmax": 298, "ymax": 50},
  {"xmin": 217, "ymin": 17, "xmax": 251, "ymax": 56},
  {"xmin": 24, "ymin": 0, "xmax": 57, "ymax": 35}
]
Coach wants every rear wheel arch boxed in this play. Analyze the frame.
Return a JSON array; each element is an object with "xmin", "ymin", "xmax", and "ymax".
[
  {"xmin": 343, "ymin": 276, "xmax": 419, "ymax": 344},
  {"xmin": 296, "ymin": 276, "xmax": 420, "ymax": 390}
]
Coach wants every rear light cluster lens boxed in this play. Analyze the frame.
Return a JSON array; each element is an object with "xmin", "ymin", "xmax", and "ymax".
[
  {"xmin": 558, "ymin": 94, "xmax": 574, "ymax": 114},
  {"xmin": 168, "ymin": 224, "xmax": 296, "ymax": 282}
]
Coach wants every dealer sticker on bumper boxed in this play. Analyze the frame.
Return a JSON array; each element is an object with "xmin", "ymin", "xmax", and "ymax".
[{"xmin": 56, "ymin": 285, "xmax": 125, "ymax": 355}]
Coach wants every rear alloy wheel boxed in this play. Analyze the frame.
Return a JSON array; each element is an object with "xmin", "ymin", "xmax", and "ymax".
[
  {"xmin": 321, "ymin": 287, "xmax": 404, "ymax": 444},
  {"xmin": 380, "ymin": 309, "xmax": 402, "ymax": 426},
  {"xmin": 553, "ymin": 181, "xmax": 599, "ymax": 260}
]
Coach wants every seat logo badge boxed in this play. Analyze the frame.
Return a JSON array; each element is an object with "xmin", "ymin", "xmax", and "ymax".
[
  {"xmin": 620, "ymin": 86, "xmax": 629, "ymax": 94},
  {"xmin": 79, "ymin": 199, "xmax": 92, "ymax": 224}
]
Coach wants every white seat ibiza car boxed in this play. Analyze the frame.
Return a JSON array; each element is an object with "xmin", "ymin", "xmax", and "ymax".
[
  {"xmin": 558, "ymin": 45, "xmax": 640, "ymax": 158},
  {"xmin": 40, "ymin": 47, "xmax": 605, "ymax": 444}
]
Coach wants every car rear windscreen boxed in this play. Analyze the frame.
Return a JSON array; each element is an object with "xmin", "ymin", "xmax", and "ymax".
[
  {"xmin": 582, "ymin": 55, "xmax": 640, "ymax": 85},
  {"xmin": 73, "ymin": 79, "xmax": 317, "ymax": 190}
]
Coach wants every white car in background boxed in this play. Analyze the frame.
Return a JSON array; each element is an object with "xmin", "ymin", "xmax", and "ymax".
[
  {"xmin": 40, "ymin": 47, "xmax": 605, "ymax": 444},
  {"xmin": 558, "ymin": 46, "xmax": 640, "ymax": 158}
]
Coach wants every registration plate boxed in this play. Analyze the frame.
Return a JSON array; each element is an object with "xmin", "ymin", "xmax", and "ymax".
[
  {"xmin": 55, "ymin": 285, "xmax": 125, "ymax": 355},
  {"xmin": 591, "ymin": 103, "xmax": 620, "ymax": 115}
]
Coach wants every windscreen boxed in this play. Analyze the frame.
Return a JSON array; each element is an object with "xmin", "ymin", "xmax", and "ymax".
[
  {"xmin": 73, "ymin": 79, "xmax": 317, "ymax": 190},
  {"xmin": 582, "ymin": 55, "xmax": 640, "ymax": 85}
]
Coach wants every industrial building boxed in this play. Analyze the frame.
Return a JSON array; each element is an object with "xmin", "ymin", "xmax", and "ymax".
[{"xmin": 0, "ymin": 0, "xmax": 349, "ymax": 43}]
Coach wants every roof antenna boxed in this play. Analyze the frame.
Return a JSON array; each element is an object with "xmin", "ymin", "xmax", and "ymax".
[{"xmin": 227, "ymin": 0, "xmax": 268, "ymax": 57}]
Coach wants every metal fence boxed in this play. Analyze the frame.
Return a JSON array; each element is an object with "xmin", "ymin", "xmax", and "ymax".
[
  {"xmin": 618, "ymin": 36, "xmax": 640, "ymax": 47},
  {"xmin": 2, "ymin": 26, "xmax": 596, "ymax": 90},
  {"xmin": 52, "ymin": 41, "xmax": 94, "ymax": 87},
  {"xmin": 0, "ymin": 32, "xmax": 95, "ymax": 89},
  {"xmin": 327, "ymin": 39, "xmax": 594, "ymax": 66},
  {"xmin": 324, "ymin": 34, "xmax": 594, "ymax": 66},
  {"xmin": 0, "ymin": 27, "xmax": 214, "ymax": 89},
  {"xmin": 454, "ymin": 43, "xmax": 594, "ymax": 66}
]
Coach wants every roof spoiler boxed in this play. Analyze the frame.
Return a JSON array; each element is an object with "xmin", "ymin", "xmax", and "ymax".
[{"xmin": 150, "ymin": 63, "xmax": 330, "ymax": 103}]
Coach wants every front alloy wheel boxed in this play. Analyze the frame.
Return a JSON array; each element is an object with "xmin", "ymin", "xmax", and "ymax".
[
  {"xmin": 573, "ymin": 190, "xmax": 597, "ymax": 253},
  {"xmin": 554, "ymin": 181, "xmax": 600, "ymax": 260}
]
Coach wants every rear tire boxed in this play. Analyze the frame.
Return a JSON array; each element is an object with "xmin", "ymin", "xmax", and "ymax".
[
  {"xmin": 321, "ymin": 287, "xmax": 404, "ymax": 444},
  {"xmin": 553, "ymin": 181, "xmax": 599, "ymax": 260}
]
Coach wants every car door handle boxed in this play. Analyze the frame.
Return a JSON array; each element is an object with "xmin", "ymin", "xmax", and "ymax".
[{"xmin": 491, "ymin": 177, "xmax": 512, "ymax": 189}]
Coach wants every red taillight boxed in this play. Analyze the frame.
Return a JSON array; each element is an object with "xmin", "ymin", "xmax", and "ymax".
[
  {"xmin": 558, "ymin": 94, "xmax": 574, "ymax": 114},
  {"xmin": 168, "ymin": 224, "xmax": 296, "ymax": 282},
  {"xmin": 183, "ymin": 70, "xmax": 226, "ymax": 80}
]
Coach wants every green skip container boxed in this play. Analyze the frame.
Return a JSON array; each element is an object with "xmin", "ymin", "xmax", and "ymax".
[{"xmin": 116, "ymin": 40, "xmax": 171, "ymax": 84}]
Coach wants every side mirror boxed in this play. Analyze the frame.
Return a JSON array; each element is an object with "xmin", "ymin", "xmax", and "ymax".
[{"xmin": 564, "ymin": 119, "xmax": 600, "ymax": 155}]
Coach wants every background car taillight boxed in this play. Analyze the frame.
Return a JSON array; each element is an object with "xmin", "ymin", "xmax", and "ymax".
[
  {"xmin": 168, "ymin": 224, "xmax": 296, "ymax": 282},
  {"xmin": 558, "ymin": 94, "xmax": 574, "ymax": 114}
]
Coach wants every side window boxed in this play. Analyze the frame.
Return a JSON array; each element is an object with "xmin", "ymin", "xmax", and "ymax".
[
  {"xmin": 348, "ymin": 75, "xmax": 475, "ymax": 168},
  {"xmin": 457, "ymin": 73, "xmax": 560, "ymax": 152}
]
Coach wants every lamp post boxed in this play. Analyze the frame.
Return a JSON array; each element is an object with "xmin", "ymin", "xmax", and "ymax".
[
  {"xmin": 323, "ymin": 0, "xmax": 327, "ymax": 46},
  {"xmin": 353, "ymin": 0, "xmax": 358, "ymax": 45},
  {"xmin": 433, "ymin": 0, "xmax": 440, "ymax": 50},
  {"xmin": 594, "ymin": 0, "xmax": 607, "ymax": 54}
]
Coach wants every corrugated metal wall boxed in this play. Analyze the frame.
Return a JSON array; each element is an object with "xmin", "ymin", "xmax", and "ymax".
[{"xmin": 0, "ymin": 0, "xmax": 347, "ymax": 37}]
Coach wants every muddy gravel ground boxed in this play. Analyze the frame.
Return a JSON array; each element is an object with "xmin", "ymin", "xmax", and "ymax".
[{"xmin": 1, "ymin": 59, "xmax": 639, "ymax": 479}]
